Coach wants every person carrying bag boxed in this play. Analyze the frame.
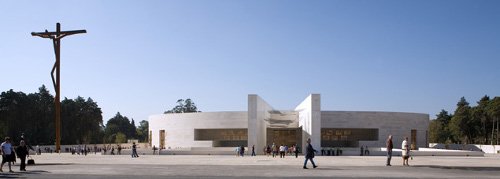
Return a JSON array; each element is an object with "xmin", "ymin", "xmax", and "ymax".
[{"xmin": 16, "ymin": 140, "xmax": 29, "ymax": 171}]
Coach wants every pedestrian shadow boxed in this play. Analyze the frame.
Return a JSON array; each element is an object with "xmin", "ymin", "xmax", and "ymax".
[
  {"xmin": 0, "ymin": 173, "xmax": 21, "ymax": 178},
  {"xmin": 0, "ymin": 170, "xmax": 49, "ymax": 178},
  {"xmin": 0, "ymin": 170, "xmax": 50, "ymax": 178},
  {"xmin": 20, "ymin": 169, "xmax": 51, "ymax": 174},
  {"xmin": 308, "ymin": 167, "xmax": 343, "ymax": 171},
  {"xmin": 414, "ymin": 165, "xmax": 500, "ymax": 172},
  {"xmin": 30, "ymin": 163, "xmax": 73, "ymax": 166}
]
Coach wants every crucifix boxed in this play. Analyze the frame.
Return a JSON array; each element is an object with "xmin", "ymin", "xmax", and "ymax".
[{"xmin": 31, "ymin": 23, "xmax": 86, "ymax": 152}]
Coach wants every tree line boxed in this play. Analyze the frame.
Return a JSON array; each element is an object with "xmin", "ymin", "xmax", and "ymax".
[
  {"xmin": 0, "ymin": 86, "xmax": 148, "ymax": 145},
  {"xmin": 429, "ymin": 96, "xmax": 500, "ymax": 145}
]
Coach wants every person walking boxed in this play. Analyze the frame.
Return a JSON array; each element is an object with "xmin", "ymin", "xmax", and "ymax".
[
  {"xmin": 131, "ymin": 142, "xmax": 139, "ymax": 158},
  {"xmin": 251, "ymin": 145, "xmax": 256, "ymax": 156},
  {"xmin": 153, "ymin": 145, "xmax": 157, "ymax": 155},
  {"xmin": 0, "ymin": 137, "xmax": 15, "ymax": 173},
  {"xmin": 294, "ymin": 144, "xmax": 300, "ymax": 158},
  {"xmin": 117, "ymin": 145, "xmax": 122, "ymax": 155},
  {"xmin": 16, "ymin": 140, "xmax": 29, "ymax": 171},
  {"xmin": 239, "ymin": 146, "xmax": 245, "ymax": 157},
  {"xmin": 266, "ymin": 145, "xmax": 271, "ymax": 157},
  {"xmin": 386, "ymin": 135, "xmax": 393, "ymax": 166},
  {"xmin": 279, "ymin": 144, "xmax": 285, "ymax": 158},
  {"xmin": 402, "ymin": 137, "xmax": 410, "ymax": 166},
  {"xmin": 271, "ymin": 143, "xmax": 277, "ymax": 158},
  {"xmin": 303, "ymin": 138, "xmax": 318, "ymax": 169}
]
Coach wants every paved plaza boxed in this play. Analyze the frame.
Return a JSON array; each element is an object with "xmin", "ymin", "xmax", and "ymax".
[{"xmin": 1, "ymin": 153, "xmax": 499, "ymax": 178}]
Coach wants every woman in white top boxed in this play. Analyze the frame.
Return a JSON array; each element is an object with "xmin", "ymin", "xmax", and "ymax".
[{"xmin": 401, "ymin": 137, "xmax": 410, "ymax": 166}]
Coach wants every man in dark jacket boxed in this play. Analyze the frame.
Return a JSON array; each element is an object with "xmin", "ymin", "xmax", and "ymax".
[
  {"xmin": 16, "ymin": 140, "xmax": 29, "ymax": 171},
  {"xmin": 303, "ymin": 138, "xmax": 317, "ymax": 169}
]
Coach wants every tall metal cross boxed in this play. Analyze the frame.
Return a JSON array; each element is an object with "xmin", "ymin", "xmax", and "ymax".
[{"xmin": 31, "ymin": 23, "xmax": 86, "ymax": 152}]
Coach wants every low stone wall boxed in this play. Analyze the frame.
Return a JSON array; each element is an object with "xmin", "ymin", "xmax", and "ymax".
[
  {"xmin": 473, "ymin": 145, "xmax": 500, "ymax": 154},
  {"xmin": 429, "ymin": 143, "xmax": 500, "ymax": 154}
]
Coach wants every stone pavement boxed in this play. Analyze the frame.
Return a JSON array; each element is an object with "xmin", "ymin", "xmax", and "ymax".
[{"xmin": 1, "ymin": 153, "xmax": 499, "ymax": 178}]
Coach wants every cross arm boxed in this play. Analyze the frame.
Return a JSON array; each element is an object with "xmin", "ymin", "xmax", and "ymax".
[{"xmin": 31, "ymin": 30, "xmax": 87, "ymax": 38}]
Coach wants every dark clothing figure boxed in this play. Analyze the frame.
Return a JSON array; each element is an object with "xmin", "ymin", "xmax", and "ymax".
[
  {"xmin": 132, "ymin": 143, "xmax": 139, "ymax": 158},
  {"xmin": 117, "ymin": 145, "xmax": 122, "ymax": 155},
  {"xmin": 266, "ymin": 146, "xmax": 271, "ymax": 157},
  {"xmin": 251, "ymin": 145, "xmax": 256, "ymax": 156},
  {"xmin": 295, "ymin": 146, "xmax": 300, "ymax": 158},
  {"xmin": 239, "ymin": 146, "xmax": 245, "ymax": 157},
  {"xmin": 386, "ymin": 136, "xmax": 393, "ymax": 166},
  {"xmin": 303, "ymin": 140, "xmax": 317, "ymax": 169},
  {"xmin": 16, "ymin": 145, "xmax": 29, "ymax": 171}
]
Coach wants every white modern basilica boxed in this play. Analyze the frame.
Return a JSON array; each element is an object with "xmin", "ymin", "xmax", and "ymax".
[{"xmin": 149, "ymin": 94, "xmax": 429, "ymax": 154}]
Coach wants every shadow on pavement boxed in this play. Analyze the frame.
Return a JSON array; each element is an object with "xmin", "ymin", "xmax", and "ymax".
[
  {"xmin": 414, "ymin": 165, "xmax": 500, "ymax": 171},
  {"xmin": 310, "ymin": 167, "xmax": 343, "ymax": 171},
  {"xmin": 0, "ymin": 170, "xmax": 49, "ymax": 178},
  {"xmin": 30, "ymin": 163, "xmax": 73, "ymax": 166}
]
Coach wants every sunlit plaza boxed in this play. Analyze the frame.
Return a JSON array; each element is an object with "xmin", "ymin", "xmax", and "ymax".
[{"xmin": 1, "ymin": 153, "xmax": 499, "ymax": 178}]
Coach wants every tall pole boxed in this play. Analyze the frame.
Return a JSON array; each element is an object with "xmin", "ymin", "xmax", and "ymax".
[
  {"xmin": 32, "ymin": 23, "xmax": 86, "ymax": 152},
  {"xmin": 55, "ymin": 23, "xmax": 61, "ymax": 153}
]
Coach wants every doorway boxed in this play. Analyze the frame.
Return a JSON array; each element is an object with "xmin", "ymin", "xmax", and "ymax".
[
  {"xmin": 159, "ymin": 130, "xmax": 166, "ymax": 149},
  {"xmin": 411, "ymin": 129, "xmax": 417, "ymax": 150},
  {"xmin": 149, "ymin": 130, "xmax": 152, "ymax": 147}
]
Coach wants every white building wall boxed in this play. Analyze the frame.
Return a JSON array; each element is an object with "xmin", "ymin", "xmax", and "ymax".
[
  {"xmin": 321, "ymin": 111, "xmax": 429, "ymax": 148},
  {"xmin": 295, "ymin": 94, "xmax": 321, "ymax": 153},
  {"xmin": 148, "ymin": 112, "xmax": 247, "ymax": 149},
  {"xmin": 248, "ymin": 94, "xmax": 273, "ymax": 154}
]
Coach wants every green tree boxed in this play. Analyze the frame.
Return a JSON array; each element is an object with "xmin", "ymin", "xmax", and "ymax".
[
  {"xmin": 61, "ymin": 96, "xmax": 103, "ymax": 144},
  {"xmin": 115, "ymin": 132, "xmax": 127, "ymax": 143},
  {"xmin": 429, "ymin": 110, "xmax": 453, "ymax": 143},
  {"xmin": 0, "ymin": 89, "xmax": 37, "ymax": 143},
  {"xmin": 450, "ymin": 97, "xmax": 478, "ymax": 144},
  {"xmin": 0, "ymin": 86, "xmax": 103, "ymax": 145},
  {"xmin": 487, "ymin": 97, "xmax": 500, "ymax": 145},
  {"xmin": 104, "ymin": 112, "xmax": 137, "ymax": 142},
  {"xmin": 29, "ymin": 85, "xmax": 55, "ymax": 144},
  {"xmin": 136, "ymin": 120, "xmax": 149, "ymax": 142},
  {"xmin": 471, "ymin": 95, "xmax": 492, "ymax": 144},
  {"xmin": 164, "ymin": 98, "xmax": 201, "ymax": 113}
]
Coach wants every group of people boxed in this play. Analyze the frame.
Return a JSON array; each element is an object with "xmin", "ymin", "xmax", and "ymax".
[
  {"xmin": 232, "ymin": 134, "xmax": 412, "ymax": 169},
  {"xmin": 235, "ymin": 145, "xmax": 247, "ymax": 157},
  {"xmin": 264, "ymin": 143, "xmax": 300, "ymax": 158},
  {"xmin": 321, "ymin": 147, "xmax": 343, "ymax": 156},
  {"xmin": 1, "ymin": 137, "xmax": 29, "ymax": 172},
  {"xmin": 386, "ymin": 135, "xmax": 411, "ymax": 166},
  {"xmin": 2, "ymin": 133, "xmax": 414, "ymax": 172}
]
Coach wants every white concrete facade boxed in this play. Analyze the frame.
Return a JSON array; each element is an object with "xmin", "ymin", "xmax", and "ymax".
[
  {"xmin": 295, "ymin": 94, "xmax": 321, "ymax": 153},
  {"xmin": 149, "ymin": 112, "xmax": 247, "ymax": 149},
  {"xmin": 321, "ymin": 111, "xmax": 429, "ymax": 148},
  {"xmin": 247, "ymin": 94, "xmax": 273, "ymax": 155},
  {"xmin": 148, "ymin": 94, "xmax": 430, "ymax": 154}
]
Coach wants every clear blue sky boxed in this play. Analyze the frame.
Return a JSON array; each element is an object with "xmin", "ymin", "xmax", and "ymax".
[{"xmin": 1, "ymin": 0, "xmax": 499, "ymax": 124}]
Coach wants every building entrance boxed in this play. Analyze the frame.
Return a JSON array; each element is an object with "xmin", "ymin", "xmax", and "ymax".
[
  {"xmin": 159, "ymin": 130, "xmax": 165, "ymax": 149},
  {"xmin": 266, "ymin": 128, "xmax": 302, "ymax": 147}
]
